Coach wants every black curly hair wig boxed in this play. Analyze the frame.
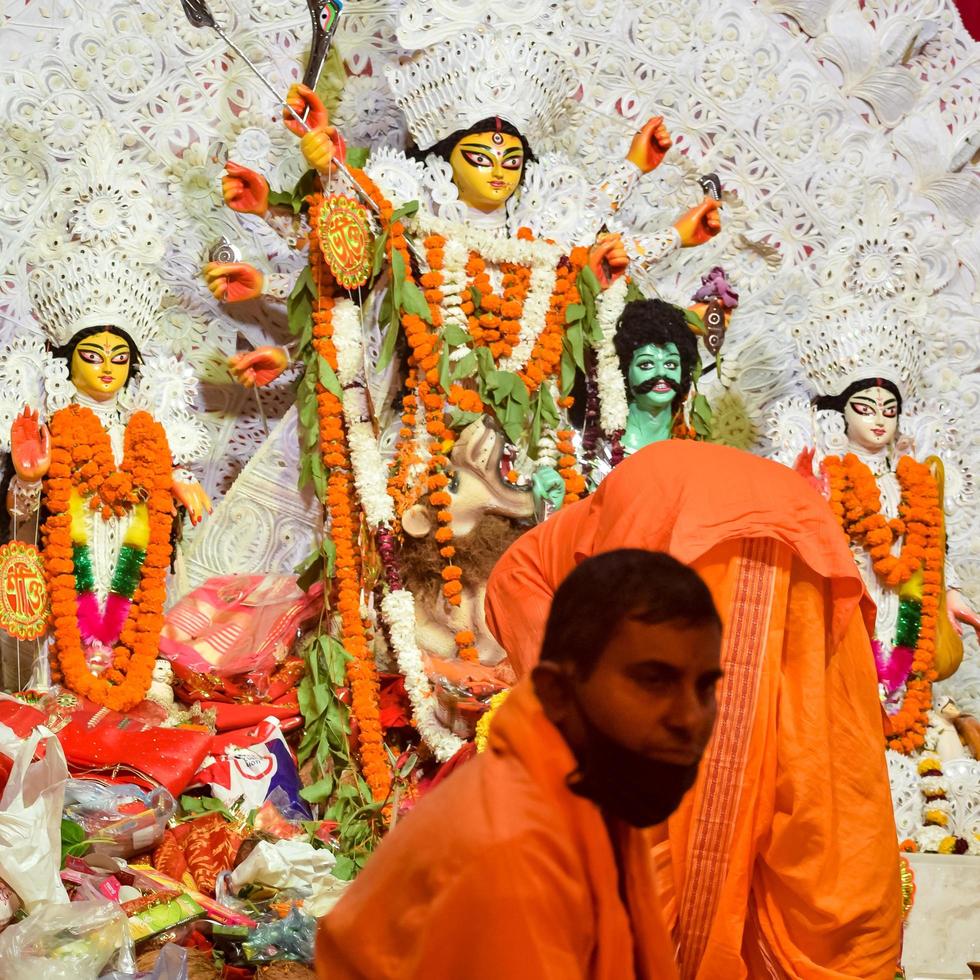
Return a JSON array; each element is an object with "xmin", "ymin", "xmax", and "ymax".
[{"xmin": 613, "ymin": 299, "xmax": 699, "ymax": 416}]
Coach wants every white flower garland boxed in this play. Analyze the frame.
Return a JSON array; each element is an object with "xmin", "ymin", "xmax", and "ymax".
[
  {"xmin": 332, "ymin": 299, "xmax": 395, "ymax": 529},
  {"xmin": 440, "ymin": 238, "xmax": 469, "ymax": 335},
  {"xmin": 332, "ymin": 298, "xmax": 363, "ymax": 388},
  {"xmin": 594, "ymin": 274, "xmax": 630, "ymax": 435},
  {"xmin": 415, "ymin": 210, "xmax": 563, "ymax": 374},
  {"xmin": 381, "ymin": 589, "xmax": 465, "ymax": 762},
  {"xmin": 497, "ymin": 256, "xmax": 556, "ymax": 374},
  {"xmin": 414, "ymin": 211, "xmax": 563, "ymax": 270},
  {"xmin": 535, "ymin": 380, "xmax": 562, "ymax": 470}
]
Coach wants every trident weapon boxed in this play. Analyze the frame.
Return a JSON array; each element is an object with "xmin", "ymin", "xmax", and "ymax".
[
  {"xmin": 180, "ymin": 0, "xmax": 425, "ymax": 262},
  {"xmin": 302, "ymin": 0, "xmax": 343, "ymax": 92},
  {"xmin": 178, "ymin": 1, "xmax": 372, "ymax": 211}
]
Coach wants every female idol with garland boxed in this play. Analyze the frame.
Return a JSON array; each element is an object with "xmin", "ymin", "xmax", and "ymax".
[
  {"xmin": 2, "ymin": 246, "xmax": 210, "ymax": 708},
  {"xmin": 789, "ymin": 311, "xmax": 980, "ymax": 757},
  {"xmin": 193, "ymin": 22, "xmax": 726, "ymax": 774},
  {"xmin": 207, "ymin": 28, "xmax": 723, "ymax": 475}
]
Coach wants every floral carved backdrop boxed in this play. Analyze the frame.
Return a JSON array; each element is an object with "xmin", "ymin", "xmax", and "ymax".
[{"xmin": 0, "ymin": 1, "xmax": 977, "ymax": 726}]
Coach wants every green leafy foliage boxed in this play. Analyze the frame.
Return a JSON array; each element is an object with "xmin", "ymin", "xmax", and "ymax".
[
  {"xmin": 477, "ymin": 369, "xmax": 530, "ymax": 445},
  {"xmin": 296, "ymin": 633, "xmax": 394, "ymax": 878},
  {"xmin": 625, "ymin": 279, "xmax": 646, "ymax": 305},
  {"xmin": 60, "ymin": 818, "xmax": 90, "ymax": 866},
  {"xmin": 529, "ymin": 384, "xmax": 559, "ymax": 458},
  {"xmin": 295, "ymin": 537, "xmax": 337, "ymax": 592},
  {"xmin": 287, "ymin": 266, "xmax": 316, "ymax": 344},
  {"xmin": 345, "ymin": 147, "xmax": 370, "ymax": 170},
  {"xmin": 375, "ymin": 288, "xmax": 400, "ymax": 372},
  {"xmin": 268, "ymin": 169, "xmax": 321, "ymax": 215},
  {"xmin": 691, "ymin": 393, "xmax": 713, "ymax": 440},
  {"xmin": 560, "ymin": 266, "xmax": 603, "ymax": 397},
  {"xmin": 179, "ymin": 795, "xmax": 236, "ymax": 822}
]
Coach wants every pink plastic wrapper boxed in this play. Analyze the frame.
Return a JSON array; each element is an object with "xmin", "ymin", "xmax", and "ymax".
[{"xmin": 159, "ymin": 574, "xmax": 321, "ymax": 679}]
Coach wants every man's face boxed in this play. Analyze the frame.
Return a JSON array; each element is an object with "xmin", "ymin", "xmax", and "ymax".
[
  {"xmin": 573, "ymin": 617, "xmax": 721, "ymax": 765},
  {"xmin": 449, "ymin": 130, "xmax": 524, "ymax": 212},
  {"xmin": 627, "ymin": 342, "xmax": 682, "ymax": 410}
]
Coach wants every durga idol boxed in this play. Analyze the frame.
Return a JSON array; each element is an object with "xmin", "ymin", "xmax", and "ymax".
[{"xmin": 1, "ymin": 127, "xmax": 211, "ymax": 709}]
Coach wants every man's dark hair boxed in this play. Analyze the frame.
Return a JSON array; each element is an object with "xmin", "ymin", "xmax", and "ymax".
[
  {"xmin": 413, "ymin": 116, "xmax": 536, "ymax": 186},
  {"xmin": 51, "ymin": 325, "xmax": 143, "ymax": 389},
  {"xmin": 613, "ymin": 299, "xmax": 699, "ymax": 415},
  {"xmin": 813, "ymin": 377, "xmax": 903, "ymax": 418},
  {"xmin": 540, "ymin": 549, "xmax": 721, "ymax": 678}
]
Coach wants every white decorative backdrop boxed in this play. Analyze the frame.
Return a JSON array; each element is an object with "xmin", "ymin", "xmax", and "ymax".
[{"xmin": 0, "ymin": 0, "xmax": 977, "ymax": 714}]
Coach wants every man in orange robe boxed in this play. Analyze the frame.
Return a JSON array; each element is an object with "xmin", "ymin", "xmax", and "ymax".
[
  {"xmin": 317, "ymin": 549, "xmax": 725, "ymax": 979},
  {"xmin": 486, "ymin": 441, "xmax": 902, "ymax": 980}
]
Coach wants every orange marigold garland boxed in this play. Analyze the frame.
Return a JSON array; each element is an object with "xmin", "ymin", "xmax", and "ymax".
[
  {"xmin": 308, "ymin": 193, "xmax": 391, "ymax": 800},
  {"xmin": 464, "ymin": 251, "xmax": 531, "ymax": 362},
  {"xmin": 824, "ymin": 453, "xmax": 943, "ymax": 752},
  {"xmin": 42, "ymin": 405, "xmax": 172, "ymax": 711}
]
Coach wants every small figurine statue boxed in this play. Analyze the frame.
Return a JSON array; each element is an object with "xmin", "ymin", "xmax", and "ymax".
[{"xmin": 146, "ymin": 658, "xmax": 176, "ymax": 711}]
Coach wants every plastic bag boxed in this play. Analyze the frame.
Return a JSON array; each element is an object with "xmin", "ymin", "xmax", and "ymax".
[
  {"xmin": 101, "ymin": 942, "xmax": 189, "ymax": 980},
  {"xmin": 63, "ymin": 780, "xmax": 175, "ymax": 859},
  {"xmin": 193, "ymin": 717, "xmax": 311, "ymax": 818},
  {"xmin": 242, "ymin": 906, "xmax": 316, "ymax": 963},
  {"xmin": 228, "ymin": 839, "xmax": 348, "ymax": 917},
  {"xmin": 0, "ymin": 899, "xmax": 134, "ymax": 980},
  {"xmin": 0, "ymin": 729, "xmax": 70, "ymax": 910}
]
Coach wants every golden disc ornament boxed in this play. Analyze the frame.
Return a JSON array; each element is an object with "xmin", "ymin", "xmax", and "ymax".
[
  {"xmin": 318, "ymin": 194, "xmax": 372, "ymax": 289},
  {"xmin": 0, "ymin": 541, "xmax": 49, "ymax": 640}
]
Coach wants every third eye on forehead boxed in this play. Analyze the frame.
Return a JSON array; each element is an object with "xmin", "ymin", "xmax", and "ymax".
[
  {"xmin": 79, "ymin": 341, "xmax": 128, "ymax": 354},
  {"xmin": 849, "ymin": 394, "xmax": 897, "ymax": 409},
  {"xmin": 460, "ymin": 142, "xmax": 523, "ymax": 160}
]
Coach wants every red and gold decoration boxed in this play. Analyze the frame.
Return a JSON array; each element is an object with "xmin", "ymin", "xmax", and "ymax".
[
  {"xmin": 317, "ymin": 193, "xmax": 373, "ymax": 290},
  {"xmin": 0, "ymin": 541, "xmax": 49, "ymax": 641}
]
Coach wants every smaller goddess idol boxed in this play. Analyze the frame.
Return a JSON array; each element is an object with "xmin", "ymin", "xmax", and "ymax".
[
  {"xmin": 790, "ymin": 310, "xmax": 979, "ymax": 754},
  {"xmin": 0, "ymin": 126, "xmax": 210, "ymax": 707}
]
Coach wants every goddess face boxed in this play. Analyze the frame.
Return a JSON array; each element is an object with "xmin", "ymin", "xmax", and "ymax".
[
  {"xmin": 449, "ymin": 130, "xmax": 524, "ymax": 212},
  {"xmin": 627, "ymin": 342, "xmax": 682, "ymax": 410},
  {"xmin": 843, "ymin": 385, "xmax": 898, "ymax": 452},
  {"xmin": 70, "ymin": 329, "xmax": 131, "ymax": 402}
]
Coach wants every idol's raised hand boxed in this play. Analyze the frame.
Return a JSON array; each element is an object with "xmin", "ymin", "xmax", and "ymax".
[
  {"xmin": 674, "ymin": 198, "xmax": 722, "ymax": 248},
  {"xmin": 283, "ymin": 82, "xmax": 330, "ymax": 136},
  {"xmin": 228, "ymin": 347, "xmax": 289, "ymax": 388},
  {"xmin": 10, "ymin": 407, "xmax": 50, "ymax": 482},
  {"xmin": 222, "ymin": 161, "xmax": 269, "ymax": 216},
  {"xmin": 947, "ymin": 589, "xmax": 980, "ymax": 643},
  {"xmin": 587, "ymin": 232, "xmax": 629, "ymax": 289},
  {"xmin": 627, "ymin": 116, "xmax": 672, "ymax": 174},
  {"xmin": 173, "ymin": 479, "xmax": 212, "ymax": 527},
  {"xmin": 203, "ymin": 262, "xmax": 264, "ymax": 303}
]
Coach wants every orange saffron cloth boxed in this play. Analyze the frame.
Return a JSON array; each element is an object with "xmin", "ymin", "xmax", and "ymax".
[
  {"xmin": 485, "ymin": 441, "xmax": 902, "ymax": 979},
  {"xmin": 316, "ymin": 680, "xmax": 679, "ymax": 980}
]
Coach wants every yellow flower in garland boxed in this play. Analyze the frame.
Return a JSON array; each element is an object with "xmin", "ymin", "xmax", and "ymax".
[{"xmin": 475, "ymin": 689, "xmax": 510, "ymax": 753}]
